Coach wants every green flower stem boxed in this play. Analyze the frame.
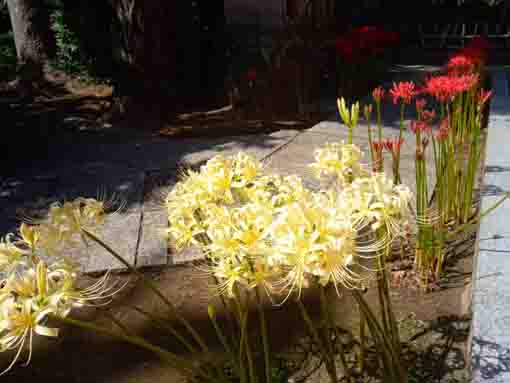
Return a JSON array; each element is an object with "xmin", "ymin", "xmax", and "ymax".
[
  {"xmin": 235, "ymin": 299, "xmax": 248, "ymax": 383},
  {"xmin": 359, "ymin": 308, "xmax": 366, "ymax": 372},
  {"xmin": 208, "ymin": 305, "xmax": 240, "ymax": 378},
  {"xmin": 235, "ymin": 289, "xmax": 255, "ymax": 383},
  {"xmin": 367, "ymin": 117, "xmax": 375, "ymax": 166},
  {"xmin": 52, "ymin": 315, "xmax": 205, "ymax": 382},
  {"xmin": 297, "ymin": 298, "xmax": 337, "ymax": 383},
  {"xmin": 319, "ymin": 285, "xmax": 345, "ymax": 382},
  {"xmin": 446, "ymin": 193, "xmax": 510, "ymax": 241},
  {"xmin": 255, "ymin": 288, "xmax": 271, "ymax": 383},
  {"xmin": 82, "ymin": 229, "xmax": 209, "ymax": 353},
  {"xmin": 376, "ymin": 101, "xmax": 383, "ymax": 141},
  {"xmin": 127, "ymin": 304, "xmax": 197, "ymax": 354},
  {"xmin": 381, "ymin": 242, "xmax": 401, "ymax": 357},
  {"xmin": 352, "ymin": 290, "xmax": 406, "ymax": 383},
  {"xmin": 104, "ymin": 310, "xmax": 134, "ymax": 336},
  {"xmin": 398, "ymin": 103, "xmax": 405, "ymax": 142},
  {"xmin": 129, "ymin": 304, "xmax": 223, "ymax": 381},
  {"xmin": 211, "ymin": 272, "xmax": 238, "ymax": 354}
]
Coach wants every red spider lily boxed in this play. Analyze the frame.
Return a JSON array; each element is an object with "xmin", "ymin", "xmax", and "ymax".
[
  {"xmin": 477, "ymin": 89, "xmax": 493, "ymax": 107},
  {"xmin": 423, "ymin": 74, "xmax": 478, "ymax": 103},
  {"xmin": 372, "ymin": 87, "xmax": 385, "ymax": 103},
  {"xmin": 246, "ymin": 68, "xmax": 257, "ymax": 83},
  {"xmin": 335, "ymin": 26, "xmax": 400, "ymax": 63},
  {"xmin": 459, "ymin": 46, "xmax": 487, "ymax": 67},
  {"xmin": 364, "ymin": 104, "xmax": 373, "ymax": 119},
  {"xmin": 383, "ymin": 137, "xmax": 405, "ymax": 152},
  {"xmin": 389, "ymin": 81, "xmax": 416, "ymax": 105},
  {"xmin": 416, "ymin": 98, "xmax": 427, "ymax": 112},
  {"xmin": 421, "ymin": 109, "xmax": 436, "ymax": 123},
  {"xmin": 453, "ymin": 73, "xmax": 479, "ymax": 94},
  {"xmin": 371, "ymin": 140, "xmax": 385, "ymax": 172},
  {"xmin": 435, "ymin": 117, "xmax": 450, "ymax": 142},
  {"xmin": 335, "ymin": 38, "xmax": 357, "ymax": 62},
  {"xmin": 423, "ymin": 75, "xmax": 455, "ymax": 102},
  {"xmin": 410, "ymin": 120, "xmax": 431, "ymax": 135},
  {"xmin": 372, "ymin": 140, "xmax": 385, "ymax": 153},
  {"xmin": 447, "ymin": 55, "xmax": 475, "ymax": 75}
]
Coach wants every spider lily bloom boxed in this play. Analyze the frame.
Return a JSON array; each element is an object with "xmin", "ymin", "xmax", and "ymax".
[
  {"xmin": 383, "ymin": 137, "xmax": 405, "ymax": 154},
  {"xmin": 447, "ymin": 54, "xmax": 475, "ymax": 75},
  {"xmin": 435, "ymin": 117, "xmax": 450, "ymax": 142},
  {"xmin": 27, "ymin": 197, "xmax": 109, "ymax": 254},
  {"xmin": 371, "ymin": 141, "xmax": 385, "ymax": 172},
  {"xmin": 421, "ymin": 110, "xmax": 436, "ymax": 124},
  {"xmin": 415, "ymin": 98, "xmax": 427, "ymax": 113},
  {"xmin": 0, "ymin": 235, "xmax": 26, "ymax": 273},
  {"xmin": 477, "ymin": 89, "xmax": 493, "ymax": 108},
  {"xmin": 364, "ymin": 104, "xmax": 373, "ymax": 120},
  {"xmin": 423, "ymin": 75, "xmax": 455, "ymax": 103},
  {"xmin": 451, "ymin": 73, "xmax": 479, "ymax": 94},
  {"xmin": 372, "ymin": 87, "xmax": 385, "ymax": 103},
  {"xmin": 410, "ymin": 121, "xmax": 431, "ymax": 135},
  {"xmin": 383, "ymin": 137, "xmax": 405, "ymax": 184},
  {"xmin": 309, "ymin": 142, "xmax": 368, "ymax": 185},
  {"xmin": 389, "ymin": 81, "xmax": 416, "ymax": 105},
  {"xmin": 341, "ymin": 173, "xmax": 413, "ymax": 238},
  {"xmin": 372, "ymin": 141, "xmax": 385, "ymax": 154},
  {"xmin": 0, "ymin": 299, "xmax": 59, "ymax": 376},
  {"xmin": 423, "ymin": 74, "xmax": 478, "ymax": 103},
  {"xmin": 268, "ymin": 196, "xmax": 367, "ymax": 299}
]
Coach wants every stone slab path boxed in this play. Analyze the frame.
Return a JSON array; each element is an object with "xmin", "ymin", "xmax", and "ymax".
[{"xmin": 470, "ymin": 69, "xmax": 510, "ymax": 383}]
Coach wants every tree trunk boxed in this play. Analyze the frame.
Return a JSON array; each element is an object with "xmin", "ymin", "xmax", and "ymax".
[
  {"xmin": 108, "ymin": 0, "xmax": 179, "ymax": 127},
  {"xmin": 104, "ymin": 0, "xmax": 144, "ymax": 122},
  {"xmin": 6, "ymin": 0, "xmax": 53, "ymax": 85}
]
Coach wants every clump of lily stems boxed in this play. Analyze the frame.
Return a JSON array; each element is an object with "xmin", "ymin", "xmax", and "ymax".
[
  {"xmin": 338, "ymin": 97, "xmax": 409, "ymax": 382},
  {"xmin": 366, "ymin": 36, "xmax": 501, "ymax": 282},
  {"xmin": 410, "ymin": 102, "xmax": 443, "ymax": 282}
]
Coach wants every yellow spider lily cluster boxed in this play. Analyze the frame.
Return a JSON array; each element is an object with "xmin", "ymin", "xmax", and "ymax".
[
  {"xmin": 166, "ymin": 146, "xmax": 412, "ymax": 301},
  {"xmin": 0, "ymin": 198, "xmax": 114, "ymax": 375},
  {"xmin": 309, "ymin": 142, "xmax": 368, "ymax": 186}
]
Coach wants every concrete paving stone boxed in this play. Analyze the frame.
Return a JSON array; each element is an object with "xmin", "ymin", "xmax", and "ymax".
[
  {"xmin": 470, "ymin": 68, "xmax": 510, "ymax": 383},
  {"xmin": 137, "ymin": 209, "xmax": 169, "ymax": 268},
  {"xmin": 137, "ymin": 169, "xmax": 178, "ymax": 268},
  {"xmin": 82, "ymin": 209, "xmax": 143, "ymax": 273},
  {"xmin": 179, "ymin": 130, "xmax": 301, "ymax": 167},
  {"xmin": 139, "ymin": 168, "xmax": 208, "ymax": 267},
  {"xmin": 171, "ymin": 245, "xmax": 205, "ymax": 265},
  {"xmin": 481, "ymin": 172, "xmax": 510, "ymax": 197}
]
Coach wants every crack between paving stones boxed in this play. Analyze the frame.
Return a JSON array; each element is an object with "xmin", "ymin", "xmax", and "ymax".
[
  {"xmin": 259, "ymin": 130, "xmax": 305, "ymax": 164},
  {"xmin": 133, "ymin": 174, "xmax": 146, "ymax": 268}
]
